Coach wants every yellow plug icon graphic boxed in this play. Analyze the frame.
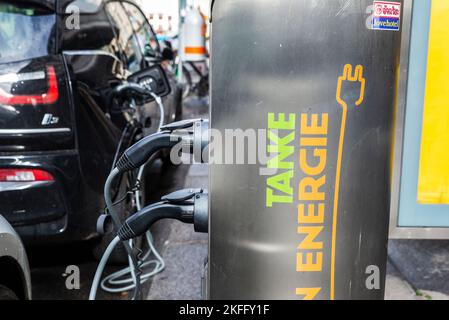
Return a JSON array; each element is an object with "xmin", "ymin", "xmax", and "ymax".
[
  {"xmin": 330, "ymin": 64, "xmax": 366, "ymax": 300},
  {"xmin": 336, "ymin": 64, "xmax": 366, "ymax": 108}
]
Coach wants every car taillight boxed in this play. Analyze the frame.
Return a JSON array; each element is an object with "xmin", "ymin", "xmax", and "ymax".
[
  {"xmin": 0, "ymin": 66, "xmax": 59, "ymax": 106},
  {"xmin": 0, "ymin": 169, "xmax": 54, "ymax": 182}
]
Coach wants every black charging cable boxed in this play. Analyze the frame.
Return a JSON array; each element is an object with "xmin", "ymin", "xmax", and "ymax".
[{"xmin": 101, "ymin": 119, "xmax": 209, "ymax": 300}]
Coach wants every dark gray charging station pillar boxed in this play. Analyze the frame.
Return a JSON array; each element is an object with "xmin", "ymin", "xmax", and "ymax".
[{"xmin": 209, "ymin": 0, "xmax": 403, "ymax": 300}]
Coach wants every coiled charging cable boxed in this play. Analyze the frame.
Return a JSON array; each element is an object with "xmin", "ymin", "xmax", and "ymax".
[
  {"xmin": 90, "ymin": 90, "xmax": 167, "ymax": 300},
  {"xmin": 97, "ymin": 161, "xmax": 166, "ymax": 295}
]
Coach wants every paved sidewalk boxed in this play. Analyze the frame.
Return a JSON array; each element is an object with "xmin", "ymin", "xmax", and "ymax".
[
  {"xmin": 386, "ymin": 262, "xmax": 449, "ymax": 300},
  {"xmin": 387, "ymin": 240, "xmax": 449, "ymax": 300},
  {"xmin": 147, "ymin": 164, "xmax": 208, "ymax": 300}
]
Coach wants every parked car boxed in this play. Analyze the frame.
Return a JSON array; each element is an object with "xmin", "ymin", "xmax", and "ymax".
[
  {"xmin": 0, "ymin": 215, "xmax": 31, "ymax": 300},
  {"xmin": 0, "ymin": 0, "xmax": 182, "ymax": 257}
]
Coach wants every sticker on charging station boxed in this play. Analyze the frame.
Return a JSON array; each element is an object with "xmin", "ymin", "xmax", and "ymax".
[{"xmin": 372, "ymin": 1, "xmax": 401, "ymax": 31}]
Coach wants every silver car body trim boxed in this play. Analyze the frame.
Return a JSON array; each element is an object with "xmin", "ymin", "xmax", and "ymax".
[
  {"xmin": 0, "ymin": 181, "xmax": 52, "ymax": 193},
  {"xmin": 63, "ymin": 50, "xmax": 122, "ymax": 64},
  {"xmin": 0, "ymin": 128, "xmax": 71, "ymax": 134}
]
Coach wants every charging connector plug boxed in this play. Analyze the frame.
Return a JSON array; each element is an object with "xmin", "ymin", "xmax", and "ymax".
[
  {"xmin": 118, "ymin": 189, "xmax": 208, "ymax": 241},
  {"xmin": 116, "ymin": 119, "xmax": 209, "ymax": 173}
]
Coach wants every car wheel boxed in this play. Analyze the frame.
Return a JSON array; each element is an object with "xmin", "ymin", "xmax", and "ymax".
[
  {"xmin": 0, "ymin": 285, "xmax": 19, "ymax": 300},
  {"xmin": 92, "ymin": 172, "xmax": 143, "ymax": 265}
]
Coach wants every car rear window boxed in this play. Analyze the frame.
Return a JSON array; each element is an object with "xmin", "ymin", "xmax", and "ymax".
[{"xmin": 0, "ymin": 3, "xmax": 56, "ymax": 63}]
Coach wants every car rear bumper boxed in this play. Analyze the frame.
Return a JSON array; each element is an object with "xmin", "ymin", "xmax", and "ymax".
[
  {"xmin": 0, "ymin": 151, "xmax": 99, "ymax": 244},
  {"xmin": 0, "ymin": 180, "xmax": 66, "ymax": 227}
]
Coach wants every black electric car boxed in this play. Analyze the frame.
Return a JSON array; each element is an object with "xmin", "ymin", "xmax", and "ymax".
[{"xmin": 0, "ymin": 0, "xmax": 182, "ymax": 253}]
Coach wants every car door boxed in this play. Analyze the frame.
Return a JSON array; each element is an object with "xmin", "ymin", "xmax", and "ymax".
[
  {"xmin": 121, "ymin": 2, "xmax": 161, "ymax": 60},
  {"xmin": 104, "ymin": 1, "xmax": 161, "ymax": 134},
  {"xmin": 121, "ymin": 1, "xmax": 181, "ymax": 129},
  {"xmin": 59, "ymin": 1, "xmax": 128, "ymax": 209},
  {"xmin": 104, "ymin": 1, "xmax": 144, "ymax": 75}
]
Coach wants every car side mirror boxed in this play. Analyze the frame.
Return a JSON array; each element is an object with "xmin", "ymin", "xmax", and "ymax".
[{"xmin": 127, "ymin": 64, "xmax": 171, "ymax": 101}]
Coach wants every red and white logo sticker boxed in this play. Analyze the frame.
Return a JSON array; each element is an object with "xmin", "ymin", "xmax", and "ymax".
[
  {"xmin": 372, "ymin": 1, "xmax": 401, "ymax": 31},
  {"xmin": 374, "ymin": 1, "xmax": 401, "ymax": 18}
]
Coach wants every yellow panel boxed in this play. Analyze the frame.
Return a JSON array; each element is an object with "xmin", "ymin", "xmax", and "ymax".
[{"xmin": 418, "ymin": 0, "xmax": 449, "ymax": 204}]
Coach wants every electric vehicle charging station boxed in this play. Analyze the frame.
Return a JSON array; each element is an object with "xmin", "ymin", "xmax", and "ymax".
[
  {"xmin": 9, "ymin": 0, "xmax": 449, "ymax": 304},
  {"xmin": 95, "ymin": 0, "xmax": 405, "ymax": 301},
  {"xmin": 209, "ymin": 0, "xmax": 403, "ymax": 300}
]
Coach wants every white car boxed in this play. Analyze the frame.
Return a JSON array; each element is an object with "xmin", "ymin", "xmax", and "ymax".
[{"xmin": 0, "ymin": 215, "xmax": 31, "ymax": 300}]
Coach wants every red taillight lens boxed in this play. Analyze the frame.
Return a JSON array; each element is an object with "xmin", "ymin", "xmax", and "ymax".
[
  {"xmin": 0, "ymin": 66, "xmax": 59, "ymax": 106},
  {"xmin": 0, "ymin": 169, "xmax": 54, "ymax": 182}
]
